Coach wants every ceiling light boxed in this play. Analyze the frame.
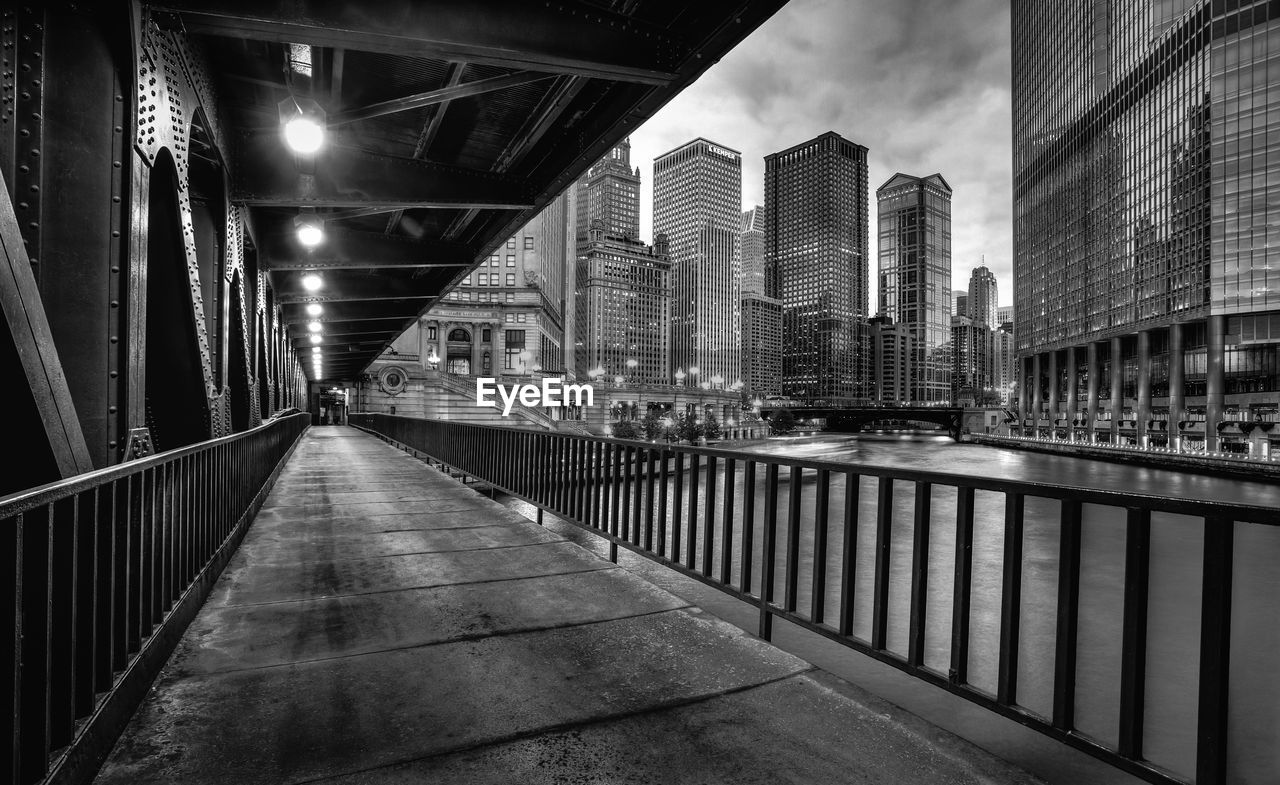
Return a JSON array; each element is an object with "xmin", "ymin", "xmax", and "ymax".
[
  {"xmin": 307, "ymin": 321, "xmax": 323, "ymax": 333},
  {"xmin": 279, "ymin": 96, "xmax": 326, "ymax": 154},
  {"xmin": 301, "ymin": 273, "xmax": 323, "ymax": 292},
  {"xmin": 306, "ymin": 303, "xmax": 323, "ymax": 316},
  {"xmin": 295, "ymin": 214, "xmax": 325, "ymax": 247},
  {"xmin": 309, "ymin": 335, "xmax": 322, "ymax": 344}
]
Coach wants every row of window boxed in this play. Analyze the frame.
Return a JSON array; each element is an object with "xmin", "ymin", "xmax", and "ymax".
[{"xmin": 465, "ymin": 273, "xmax": 518, "ymax": 286}]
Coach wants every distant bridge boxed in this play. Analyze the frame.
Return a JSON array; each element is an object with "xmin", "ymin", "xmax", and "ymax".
[{"xmin": 760, "ymin": 405, "xmax": 964, "ymax": 440}]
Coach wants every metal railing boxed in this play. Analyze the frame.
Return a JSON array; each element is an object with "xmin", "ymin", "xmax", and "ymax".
[
  {"xmin": 2, "ymin": 412, "xmax": 308, "ymax": 785},
  {"xmin": 351, "ymin": 413, "xmax": 1279, "ymax": 785}
]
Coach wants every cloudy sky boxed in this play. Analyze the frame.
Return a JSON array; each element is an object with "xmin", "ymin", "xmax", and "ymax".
[{"xmin": 628, "ymin": 0, "xmax": 1013, "ymax": 309}]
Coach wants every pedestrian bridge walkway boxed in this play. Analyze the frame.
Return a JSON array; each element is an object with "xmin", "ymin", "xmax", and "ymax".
[{"xmin": 93, "ymin": 427, "xmax": 1041, "ymax": 785}]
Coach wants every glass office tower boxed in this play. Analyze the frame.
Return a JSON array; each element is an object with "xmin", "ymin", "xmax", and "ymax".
[
  {"xmin": 1013, "ymin": 0, "xmax": 1280, "ymax": 454},
  {"xmin": 766, "ymin": 131, "xmax": 872, "ymax": 404},
  {"xmin": 876, "ymin": 173, "xmax": 953, "ymax": 403}
]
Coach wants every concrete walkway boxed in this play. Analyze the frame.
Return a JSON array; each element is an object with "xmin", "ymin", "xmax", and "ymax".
[{"xmin": 95, "ymin": 426, "xmax": 1044, "ymax": 785}]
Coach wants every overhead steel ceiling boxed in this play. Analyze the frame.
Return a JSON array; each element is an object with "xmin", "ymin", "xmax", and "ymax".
[{"xmin": 152, "ymin": 0, "xmax": 788, "ymax": 380}]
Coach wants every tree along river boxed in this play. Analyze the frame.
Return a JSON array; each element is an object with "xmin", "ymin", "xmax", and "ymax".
[{"xmin": 519, "ymin": 433, "xmax": 1280, "ymax": 784}]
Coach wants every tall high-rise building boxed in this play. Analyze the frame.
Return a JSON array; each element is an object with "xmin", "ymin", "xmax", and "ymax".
[
  {"xmin": 876, "ymin": 173, "xmax": 953, "ymax": 403},
  {"xmin": 1013, "ymin": 0, "xmax": 1280, "ymax": 452},
  {"xmin": 653, "ymin": 138, "xmax": 742, "ymax": 388},
  {"xmin": 869, "ymin": 314, "xmax": 911, "ymax": 404},
  {"xmin": 954, "ymin": 293, "xmax": 968, "ymax": 320},
  {"xmin": 741, "ymin": 206, "xmax": 781, "ymax": 396},
  {"xmin": 574, "ymin": 223, "xmax": 672, "ymax": 384},
  {"xmin": 766, "ymin": 131, "xmax": 871, "ymax": 404},
  {"xmin": 967, "ymin": 266, "xmax": 998, "ymax": 327},
  {"xmin": 576, "ymin": 138, "xmax": 641, "ymax": 241},
  {"xmin": 996, "ymin": 305, "xmax": 1014, "ymax": 328},
  {"xmin": 951, "ymin": 314, "xmax": 991, "ymax": 405}
]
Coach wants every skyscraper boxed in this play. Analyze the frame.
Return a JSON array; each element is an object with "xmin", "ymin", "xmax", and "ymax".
[
  {"xmin": 576, "ymin": 138, "xmax": 641, "ymax": 241},
  {"xmin": 876, "ymin": 173, "xmax": 953, "ymax": 403},
  {"xmin": 653, "ymin": 138, "xmax": 742, "ymax": 389},
  {"xmin": 740, "ymin": 206, "xmax": 781, "ymax": 397},
  {"xmin": 967, "ymin": 265, "xmax": 998, "ymax": 327},
  {"xmin": 574, "ymin": 223, "xmax": 672, "ymax": 385},
  {"xmin": 1013, "ymin": 0, "xmax": 1280, "ymax": 453},
  {"xmin": 766, "ymin": 131, "xmax": 871, "ymax": 404}
]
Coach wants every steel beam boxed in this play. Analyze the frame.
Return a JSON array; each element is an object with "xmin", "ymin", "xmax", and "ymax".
[
  {"xmin": 0, "ymin": 172, "xmax": 93, "ymax": 480},
  {"xmin": 232, "ymin": 136, "xmax": 535, "ymax": 209},
  {"xmin": 261, "ymin": 227, "xmax": 474, "ymax": 270},
  {"xmin": 153, "ymin": 0, "xmax": 683, "ymax": 84},
  {"xmin": 329, "ymin": 71, "xmax": 555, "ymax": 126},
  {"xmin": 275, "ymin": 273, "xmax": 442, "ymax": 304},
  {"xmin": 282, "ymin": 299, "xmax": 429, "ymax": 324}
]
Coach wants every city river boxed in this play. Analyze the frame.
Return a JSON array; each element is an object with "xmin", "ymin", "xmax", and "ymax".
[{"xmin": 504, "ymin": 433, "xmax": 1280, "ymax": 784}]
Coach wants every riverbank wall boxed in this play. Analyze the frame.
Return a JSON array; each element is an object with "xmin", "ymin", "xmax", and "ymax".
[{"xmin": 969, "ymin": 434, "xmax": 1280, "ymax": 481}]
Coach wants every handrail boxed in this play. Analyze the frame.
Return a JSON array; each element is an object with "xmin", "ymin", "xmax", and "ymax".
[
  {"xmin": 350, "ymin": 413, "xmax": 1272, "ymax": 785},
  {"xmin": 3, "ymin": 413, "xmax": 309, "ymax": 785}
]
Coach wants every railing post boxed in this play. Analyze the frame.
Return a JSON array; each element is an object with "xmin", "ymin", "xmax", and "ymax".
[
  {"xmin": 997, "ymin": 492, "xmax": 1025, "ymax": 706},
  {"xmin": 949, "ymin": 486, "xmax": 974, "ymax": 684},
  {"xmin": 838, "ymin": 472, "xmax": 860, "ymax": 637},
  {"xmin": 701, "ymin": 456, "xmax": 717, "ymax": 575},
  {"xmin": 907, "ymin": 482, "xmax": 932, "ymax": 667},
  {"xmin": 784, "ymin": 466, "xmax": 803, "ymax": 613},
  {"xmin": 1053, "ymin": 499, "xmax": 1082, "ymax": 729},
  {"xmin": 686, "ymin": 453, "xmax": 701, "ymax": 570},
  {"xmin": 1118, "ymin": 507, "xmax": 1151, "ymax": 760},
  {"xmin": 759, "ymin": 463, "xmax": 780, "ymax": 641},
  {"xmin": 719, "ymin": 458, "xmax": 736, "ymax": 586},
  {"xmin": 872, "ymin": 477, "xmax": 893, "ymax": 650},
  {"xmin": 1196, "ymin": 516, "xmax": 1233, "ymax": 785}
]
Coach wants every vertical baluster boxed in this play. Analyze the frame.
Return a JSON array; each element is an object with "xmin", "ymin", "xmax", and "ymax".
[
  {"xmin": 686, "ymin": 453, "xmax": 701, "ymax": 570},
  {"xmin": 49, "ymin": 497, "xmax": 76, "ymax": 748},
  {"xmin": 1195, "ymin": 516, "xmax": 1233, "ymax": 785},
  {"xmin": 18, "ymin": 508, "xmax": 51, "ymax": 782},
  {"xmin": 907, "ymin": 482, "xmax": 932, "ymax": 667},
  {"xmin": 592, "ymin": 440, "xmax": 605, "ymax": 530},
  {"xmin": 74, "ymin": 491, "xmax": 98, "ymax": 716},
  {"xmin": 620, "ymin": 446, "xmax": 633, "ymax": 543},
  {"xmin": 811, "ymin": 469, "xmax": 830, "ymax": 625},
  {"xmin": 872, "ymin": 477, "xmax": 894, "ymax": 650},
  {"xmin": 0, "ymin": 510, "xmax": 17, "ymax": 784},
  {"xmin": 645, "ymin": 448, "xmax": 657, "ymax": 551},
  {"xmin": 702, "ymin": 455, "xmax": 717, "ymax": 575},
  {"xmin": 720, "ymin": 458, "xmax": 736, "ymax": 586},
  {"xmin": 95, "ymin": 484, "xmax": 115, "ymax": 689},
  {"xmin": 838, "ymin": 472, "xmax": 860, "ymax": 636},
  {"xmin": 997, "ymin": 492, "xmax": 1025, "ymax": 705},
  {"xmin": 759, "ymin": 463, "xmax": 780, "ymax": 640},
  {"xmin": 657, "ymin": 446, "xmax": 669, "ymax": 558},
  {"xmin": 1052, "ymin": 499, "xmax": 1082, "ymax": 729},
  {"xmin": 784, "ymin": 466, "xmax": 803, "ymax": 612},
  {"xmin": 1118, "ymin": 507, "xmax": 1151, "ymax": 759},
  {"xmin": 672, "ymin": 449, "xmax": 684, "ymax": 563},
  {"xmin": 741, "ymin": 460, "xmax": 757, "ymax": 595},
  {"xmin": 609, "ymin": 443, "xmax": 621, "ymax": 562},
  {"xmin": 950, "ymin": 486, "xmax": 975, "ymax": 684},
  {"xmin": 632, "ymin": 447, "xmax": 644, "ymax": 546},
  {"xmin": 113, "ymin": 477, "xmax": 130, "ymax": 669}
]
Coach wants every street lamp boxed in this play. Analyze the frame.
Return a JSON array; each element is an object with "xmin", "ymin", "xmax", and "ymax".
[
  {"xmin": 674, "ymin": 367, "xmax": 686, "ymax": 385},
  {"xmin": 426, "ymin": 350, "xmax": 439, "ymax": 370}
]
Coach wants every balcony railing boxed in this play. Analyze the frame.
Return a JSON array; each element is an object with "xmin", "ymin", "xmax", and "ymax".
[
  {"xmin": 351, "ymin": 413, "xmax": 1280, "ymax": 785},
  {"xmin": 2, "ymin": 412, "xmax": 309, "ymax": 785}
]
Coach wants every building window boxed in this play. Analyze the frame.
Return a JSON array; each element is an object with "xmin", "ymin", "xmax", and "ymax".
[
  {"xmin": 482, "ymin": 328, "xmax": 491, "ymax": 342},
  {"xmin": 504, "ymin": 330, "xmax": 526, "ymax": 369},
  {"xmin": 506, "ymin": 238, "xmax": 516, "ymax": 249},
  {"xmin": 506, "ymin": 255, "xmax": 515, "ymax": 267},
  {"xmin": 523, "ymin": 236, "xmax": 534, "ymax": 250},
  {"xmin": 506, "ymin": 273, "xmax": 516, "ymax": 286},
  {"xmin": 477, "ymin": 273, "xmax": 488, "ymax": 286},
  {"xmin": 490, "ymin": 254, "xmax": 500, "ymax": 265},
  {"xmin": 448, "ymin": 328, "xmax": 470, "ymax": 342},
  {"xmin": 427, "ymin": 326, "xmax": 437, "ymax": 339},
  {"xmin": 505, "ymin": 292, "xmax": 515, "ymax": 303},
  {"xmin": 463, "ymin": 275, "xmax": 471, "ymax": 285}
]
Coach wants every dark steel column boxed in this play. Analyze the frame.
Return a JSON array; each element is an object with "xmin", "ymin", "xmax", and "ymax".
[
  {"xmin": 24, "ymin": 7, "xmax": 128, "ymax": 467},
  {"xmin": 1086, "ymin": 341, "xmax": 1100, "ymax": 441},
  {"xmin": 1110, "ymin": 336, "xmax": 1122, "ymax": 443},
  {"xmin": 1136, "ymin": 331, "xmax": 1151, "ymax": 446},
  {"xmin": 1064, "ymin": 345, "xmax": 1077, "ymax": 432},
  {"xmin": 1169, "ymin": 323, "xmax": 1184, "ymax": 449},
  {"xmin": 1206, "ymin": 315, "xmax": 1225, "ymax": 452},
  {"xmin": 1031, "ymin": 353, "xmax": 1043, "ymax": 429}
]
